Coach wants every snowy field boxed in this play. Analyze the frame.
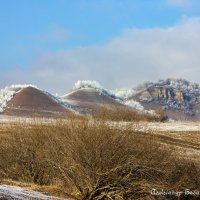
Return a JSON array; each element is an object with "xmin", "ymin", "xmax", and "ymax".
[
  {"xmin": 133, "ymin": 121, "xmax": 200, "ymax": 132},
  {"xmin": 1, "ymin": 115, "xmax": 200, "ymax": 132}
]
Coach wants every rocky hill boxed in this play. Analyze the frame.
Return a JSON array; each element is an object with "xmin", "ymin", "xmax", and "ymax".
[{"xmin": 129, "ymin": 79, "xmax": 200, "ymax": 120}]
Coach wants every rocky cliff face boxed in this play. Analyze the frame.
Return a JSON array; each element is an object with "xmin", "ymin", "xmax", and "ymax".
[{"xmin": 132, "ymin": 79, "xmax": 200, "ymax": 117}]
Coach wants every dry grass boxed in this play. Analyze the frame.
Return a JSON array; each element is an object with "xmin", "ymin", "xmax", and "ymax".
[
  {"xmin": 94, "ymin": 106, "xmax": 168, "ymax": 122},
  {"xmin": 0, "ymin": 117, "xmax": 200, "ymax": 199}
]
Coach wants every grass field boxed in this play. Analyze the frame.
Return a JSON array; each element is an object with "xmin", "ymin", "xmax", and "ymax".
[{"xmin": 0, "ymin": 117, "xmax": 200, "ymax": 199}]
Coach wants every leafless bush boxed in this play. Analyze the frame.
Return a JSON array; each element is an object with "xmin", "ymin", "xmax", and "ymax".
[
  {"xmin": 0, "ymin": 118, "xmax": 199, "ymax": 199},
  {"xmin": 94, "ymin": 106, "xmax": 168, "ymax": 122}
]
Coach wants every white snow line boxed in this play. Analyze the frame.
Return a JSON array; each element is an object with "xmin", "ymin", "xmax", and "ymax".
[{"xmin": 0, "ymin": 185, "xmax": 66, "ymax": 200}]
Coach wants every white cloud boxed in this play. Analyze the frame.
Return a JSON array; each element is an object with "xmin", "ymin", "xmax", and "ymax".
[{"xmin": 1, "ymin": 17, "xmax": 200, "ymax": 95}]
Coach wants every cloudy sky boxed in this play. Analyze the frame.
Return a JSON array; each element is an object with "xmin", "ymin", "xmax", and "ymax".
[{"xmin": 1, "ymin": 0, "xmax": 200, "ymax": 94}]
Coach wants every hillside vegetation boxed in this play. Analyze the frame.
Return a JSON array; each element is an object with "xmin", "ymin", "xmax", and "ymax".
[{"xmin": 94, "ymin": 106, "xmax": 168, "ymax": 122}]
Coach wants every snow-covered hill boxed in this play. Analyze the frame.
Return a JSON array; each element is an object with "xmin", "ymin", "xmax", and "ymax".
[
  {"xmin": 0, "ymin": 85, "xmax": 77, "ymax": 117},
  {"xmin": 71, "ymin": 80, "xmax": 123, "ymax": 102},
  {"xmin": 0, "ymin": 81, "xmax": 156, "ymax": 116},
  {"xmin": 62, "ymin": 80, "xmax": 153, "ymax": 114},
  {"xmin": 0, "ymin": 85, "xmax": 37, "ymax": 112},
  {"xmin": 130, "ymin": 78, "xmax": 200, "ymax": 117},
  {"xmin": 1, "ymin": 78, "xmax": 199, "ymax": 119}
]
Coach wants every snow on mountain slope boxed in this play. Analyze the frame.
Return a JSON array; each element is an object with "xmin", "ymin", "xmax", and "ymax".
[
  {"xmin": 0, "ymin": 85, "xmax": 78, "ymax": 117},
  {"xmin": 42, "ymin": 88, "xmax": 76, "ymax": 112},
  {"xmin": 133, "ymin": 79, "xmax": 200, "ymax": 115},
  {"xmin": 113, "ymin": 89, "xmax": 155, "ymax": 114},
  {"xmin": 63, "ymin": 80, "xmax": 123, "ymax": 103},
  {"xmin": 62, "ymin": 80, "xmax": 155, "ymax": 114},
  {"xmin": 5, "ymin": 79, "xmax": 195, "ymax": 117},
  {"xmin": 124, "ymin": 100, "xmax": 156, "ymax": 115},
  {"xmin": 0, "ymin": 81, "xmax": 146, "ymax": 115},
  {"xmin": 111, "ymin": 78, "xmax": 200, "ymax": 116},
  {"xmin": 0, "ymin": 85, "xmax": 37, "ymax": 113},
  {"xmin": 124, "ymin": 100, "xmax": 145, "ymax": 112},
  {"xmin": 74, "ymin": 80, "xmax": 104, "ymax": 91},
  {"xmin": 113, "ymin": 88, "xmax": 136, "ymax": 99}
]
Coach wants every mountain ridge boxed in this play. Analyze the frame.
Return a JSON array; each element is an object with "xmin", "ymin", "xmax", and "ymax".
[
  {"xmin": 1, "ymin": 78, "xmax": 200, "ymax": 120},
  {"xmin": 128, "ymin": 78, "xmax": 200, "ymax": 120}
]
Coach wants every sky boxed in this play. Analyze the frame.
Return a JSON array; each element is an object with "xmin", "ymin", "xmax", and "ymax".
[{"xmin": 1, "ymin": 0, "xmax": 200, "ymax": 94}]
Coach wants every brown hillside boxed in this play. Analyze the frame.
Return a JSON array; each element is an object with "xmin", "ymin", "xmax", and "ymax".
[
  {"xmin": 3, "ymin": 87, "xmax": 71, "ymax": 117},
  {"xmin": 63, "ymin": 88, "xmax": 126, "ymax": 114}
]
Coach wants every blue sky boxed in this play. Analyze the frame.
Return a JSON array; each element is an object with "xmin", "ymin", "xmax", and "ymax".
[{"xmin": 1, "ymin": 0, "xmax": 200, "ymax": 94}]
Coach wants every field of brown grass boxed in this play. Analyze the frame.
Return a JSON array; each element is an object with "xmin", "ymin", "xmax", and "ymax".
[{"xmin": 0, "ymin": 115, "xmax": 200, "ymax": 199}]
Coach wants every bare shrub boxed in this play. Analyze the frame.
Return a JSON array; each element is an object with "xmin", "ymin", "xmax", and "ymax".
[
  {"xmin": 94, "ymin": 105, "xmax": 168, "ymax": 122},
  {"xmin": 0, "ymin": 118, "xmax": 199, "ymax": 199}
]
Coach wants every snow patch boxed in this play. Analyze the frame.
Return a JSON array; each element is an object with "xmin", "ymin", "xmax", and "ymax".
[
  {"xmin": 0, "ymin": 185, "xmax": 64, "ymax": 200},
  {"xmin": 125, "ymin": 100, "xmax": 145, "ymax": 112},
  {"xmin": 114, "ymin": 88, "xmax": 136, "ymax": 99},
  {"xmin": 124, "ymin": 100, "xmax": 156, "ymax": 115},
  {"xmin": 74, "ymin": 80, "xmax": 104, "ymax": 91}
]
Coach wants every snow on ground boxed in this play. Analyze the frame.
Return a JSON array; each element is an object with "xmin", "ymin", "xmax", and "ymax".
[
  {"xmin": 0, "ymin": 185, "xmax": 66, "ymax": 200},
  {"xmin": 148, "ymin": 122, "xmax": 200, "ymax": 132},
  {"xmin": 1, "ymin": 115, "xmax": 200, "ymax": 132},
  {"xmin": 0, "ymin": 115, "xmax": 57, "ymax": 125},
  {"xmin": 101, "ymin": 120, "xmax": 200, "ymax": 132},
  {"xmin": 131, "ymin": 122, "xmax": 200, "ymax": 132}
]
